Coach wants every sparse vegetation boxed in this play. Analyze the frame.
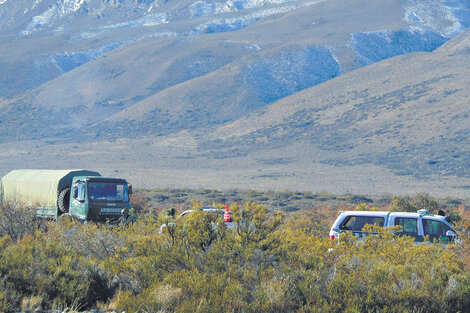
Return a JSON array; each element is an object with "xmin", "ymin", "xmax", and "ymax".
[
  {"xmin": 135, "ymin": 188, "xmax": 468, "ymax": 215},
  {"xmin": 138, "ymin": 188, "xmax": 384, "ymax": 213},
  {"xmin": 0, "ymin": 191, "xmax": 469, "ymax": 312}
]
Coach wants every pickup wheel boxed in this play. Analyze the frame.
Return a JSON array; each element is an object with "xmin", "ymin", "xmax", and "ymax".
[{"xmin": 58, "ymin": 187, "xmax": 71, "ymax": 214}]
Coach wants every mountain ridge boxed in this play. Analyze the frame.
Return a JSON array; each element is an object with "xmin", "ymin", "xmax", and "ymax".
[
  {"xmin": 200, "ymin": 30, "xmax": 470, "ymax": 180},
  {"xmin": 0, "ymin": 0, "xmax": 470, "ymax": 196}
]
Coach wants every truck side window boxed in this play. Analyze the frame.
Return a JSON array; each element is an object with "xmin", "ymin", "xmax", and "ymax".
[
  {"xmin": 73, "ymin": 181, "xmax": 86, "ymax": 201},
  {"xmin": 394, "ymin": 218, "xmax": 418, "ymax": 235},
  {"xmin": 78, "ymin": 182, "xmax": 86, "ymax": 201},
  {"xmin": 339, "ymin": 216, "xmax": 384, "ymax": 231},
  {"xmin": 73, "ymin": 184, "xmax": 79, "ymax": 199}
]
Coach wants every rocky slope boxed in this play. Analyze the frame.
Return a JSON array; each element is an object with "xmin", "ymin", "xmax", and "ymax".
[
  {"xmin": 0, "ymin": 0, "xmax": 469, "ymax": 196},
  {"xmin": 204, "ymin": 28, "xmax": 470, "ymax": 181}
]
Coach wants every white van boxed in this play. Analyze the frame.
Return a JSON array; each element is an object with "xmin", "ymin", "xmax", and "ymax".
[{"xmin": 329, "ymin": 209, "xmax": 459, "ymax": 243}]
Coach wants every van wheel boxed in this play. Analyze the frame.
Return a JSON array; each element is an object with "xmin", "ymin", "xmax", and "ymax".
[{"xmin": 58, "ymin": 187, "xmax": 71, "ymax": 214}]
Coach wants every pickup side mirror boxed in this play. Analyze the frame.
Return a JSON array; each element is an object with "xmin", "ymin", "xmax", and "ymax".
[
  {"xmin": 128, "ymin": 184, "xmax": 133, "ymax": 195},
  {"xmin": 446, "ymin": 230, "xmax": 457, "ymax": 238}
]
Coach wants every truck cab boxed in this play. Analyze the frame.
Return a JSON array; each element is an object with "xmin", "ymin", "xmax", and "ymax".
[
  {"xmin": 0, "ymin": 169, "xmax": 132, "ymax": 223},
  {"xmin": 70, "ymin": 176, "xmax": 132, "ymax": 223}
]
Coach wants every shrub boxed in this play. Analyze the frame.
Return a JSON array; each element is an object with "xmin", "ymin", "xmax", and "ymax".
[
  {"xmin": 230, "ymin": 202, "xmax": 284, "ymax": 245},
  {"xmin": 0, "ymin": 232, "xmax": 113, "ymax": 312},
  {"xmin": 391, "ymin": 193, "xmax": 439, "ymax": 213},
  {"xmin": 0, "ymin": 198, "xmax": 469, "ymax": 312},
  {"xmin": 0, "ymin": 202, "xmax": 45, "ymax": 241},
  {"xmin": 130, "ymin": 192, "xmax": 150, "ymax": 215}
]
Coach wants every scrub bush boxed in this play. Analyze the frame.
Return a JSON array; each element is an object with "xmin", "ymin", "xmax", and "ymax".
[
  {"xmin": 0, "ymin": 202, "xmax": 45, "ymax": 241},
  {"xmin": 0, "ymin": 232, "xmax": 112, "ymax": 312},
  {"xmin": 0, "ymin": 200, "xmax": 469, "ymax": 312}
]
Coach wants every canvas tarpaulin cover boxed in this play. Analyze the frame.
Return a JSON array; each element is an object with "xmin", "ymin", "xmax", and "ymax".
[{"xmin": 0, "ymin": 169, "xmax": 101, "ymax": 208}]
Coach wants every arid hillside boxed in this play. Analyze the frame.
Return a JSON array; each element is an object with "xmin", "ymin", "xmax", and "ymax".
[{"xmin": 0, "ymin": 0, "xmax": 469, "ymax": 196}]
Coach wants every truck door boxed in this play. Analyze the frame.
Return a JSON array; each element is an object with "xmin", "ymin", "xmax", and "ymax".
[{"xmin": 70, "ymin": 180, "xmax": 87, "ymax": 219}]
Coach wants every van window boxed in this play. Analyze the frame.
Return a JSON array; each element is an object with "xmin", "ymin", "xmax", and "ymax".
[
  {"xmin": 394, "ymin": 217, "xmax": 418, "ymax": 235},
  {"xmin": 339, "ymin": 216, "xmax": 384, "ymax": 231}
]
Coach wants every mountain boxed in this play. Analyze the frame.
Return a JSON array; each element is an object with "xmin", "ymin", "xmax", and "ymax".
[
  {"xmin": 198, "ymin": 28, "xmax": 470, "ymax": 195},
  {"xmin": 0, "ymin": 0, "xmax": 469, "ymax": 196}
]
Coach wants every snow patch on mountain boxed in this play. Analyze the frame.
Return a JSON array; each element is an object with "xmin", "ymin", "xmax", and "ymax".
[
  {"xmin": 190, "ymin": 1, "xmax": 319, "ymax": 34},
  {"xmin": 31, "ymin": 0, "xmax": 42, "ymax": 9},
  {"xmin": 352, "ymin": 29, "xmax": 446, "ymax": 65},
  {"xmin": 57, "ymin": 0, "xmax": 86, "ymax": 15},
  {"xmin": 34, "ymin": 42, "xmax": 123, "ymax": 75},
  {"xmin": 191, "ymin": 14, "xmax": 259, "ymax": 34},
  {"xmin": 189, "ymin": 1, "xmax": 217, "ymax": 17},
  {"xmin": 98, "ymin": 0, "xmax": 323, "ymax": 32},
  {"xmin": 217, "ymin": 0, "xmax": 298, "ymax": 12},
  {"xmin": 21, "ymin": 7, "xmax": 56, "ymax": 35},
  {"xmin": 245, "ymin": 46, "xmax": 340, "ymax": 104},
  {"xmin": 21, "ymin": 0, "xmax": 87, "ymax": 35},
  {"xmin": 103, "ymin": 12, "xmax": 168, "ymax": 29},
  {"xmin": 352, "ymin": 0, "xmax": 470, "ymax": 65},
  {"xmin": 406, "ymin": 0, "xmax": 470, "ymax": 37}
]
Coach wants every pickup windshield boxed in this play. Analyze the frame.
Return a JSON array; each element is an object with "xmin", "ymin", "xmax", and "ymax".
[{"xmin": 88, "ymin": 182, "xmax": 128, "ymax": 201}]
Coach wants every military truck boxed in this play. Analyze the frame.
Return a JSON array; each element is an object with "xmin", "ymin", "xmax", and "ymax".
[{"xmin": 0, "ymin": 169, "xmax": 132, "ymax": 223}]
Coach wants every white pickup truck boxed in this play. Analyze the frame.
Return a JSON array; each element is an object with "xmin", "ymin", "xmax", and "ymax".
[
  {"xmin": 329, "ymin": 209, "xmax": 459, "ymax": 243},
  {"xmin": 159, "ymin": 206, "xmax": 233, "ymax": 234}
]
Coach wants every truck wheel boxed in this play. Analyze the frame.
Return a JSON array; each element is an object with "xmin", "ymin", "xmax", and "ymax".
[
  {"xmin": 58, "ymin": 187, "xmax": 71, "ymax": 214},
  {"xmin": 58, "ymin": 213, "xmax": 74, "ymax": 223}
]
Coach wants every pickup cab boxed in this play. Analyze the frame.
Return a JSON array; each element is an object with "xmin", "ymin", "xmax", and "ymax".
[{"xmin": 329, "ymin": 209, "xmax": 459, "ymax": 243}]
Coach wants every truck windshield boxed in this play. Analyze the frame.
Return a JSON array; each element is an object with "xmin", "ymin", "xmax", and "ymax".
[{"xmin": 88, "ymin": 182, "xmax": 129, "ymax": 201}]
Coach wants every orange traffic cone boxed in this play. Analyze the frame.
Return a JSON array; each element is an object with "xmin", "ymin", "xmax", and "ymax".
[{"xmin": 224, "ymin": 204, "xmax": 231, "ymax": 222}]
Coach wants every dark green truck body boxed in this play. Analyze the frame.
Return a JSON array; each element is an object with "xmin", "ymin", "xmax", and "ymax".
[{"xmin": 0, "ymin": 169, "xmax": 131, "ymax": 222}]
